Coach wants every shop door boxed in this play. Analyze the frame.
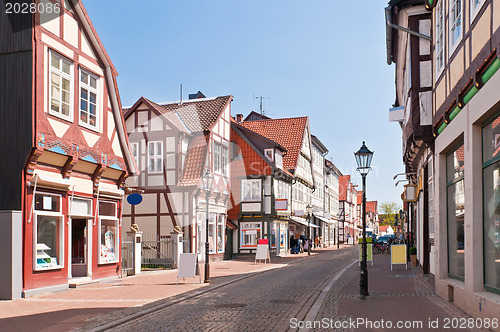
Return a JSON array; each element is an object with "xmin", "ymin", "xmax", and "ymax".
[
  {"xmin": 224, "ymin": 229, "xmax": 233, "ymax": 260},
  {"xmin": 72, "ymin": 219, "xmax": 88, "ymax": 277}
]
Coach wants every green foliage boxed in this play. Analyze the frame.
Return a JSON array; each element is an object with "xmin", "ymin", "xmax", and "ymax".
[
  {"xmin": 409, "ymin": 247, "xmax": 417, "ymax": 255},
  {"xmin": 379, "ymin": 201, "xmax": 401, "ymax": 227}
]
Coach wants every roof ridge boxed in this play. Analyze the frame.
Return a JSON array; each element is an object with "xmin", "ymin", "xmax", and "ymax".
[{"xmin": 241, "ymin": 115, "xmax": 308, "ymax": 124}]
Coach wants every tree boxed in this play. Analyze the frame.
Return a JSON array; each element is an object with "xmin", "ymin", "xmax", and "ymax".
[{"xmin": 379, "ymin": 201, "xmax": 400, "ymax": 226}]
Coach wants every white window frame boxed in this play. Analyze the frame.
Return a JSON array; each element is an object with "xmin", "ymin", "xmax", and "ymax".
[
  {"xmin": 240, "ymin": 222, "xmax": 262, "ymax": 249},
  {"xmin": 49, "ymin": 50, "xmax": 73, "ymax": 122},
  {"xmin": 264, "ymin": 148, "xmax": 274, "ymax": 162},
  {"xmin": 449, "ymin": 0, "xmax": 463, "ymax": 56},
  {"xmin": 98, "ymin": 201, "xmax": 119, "ymax": 264},
  {"xmin": 214, "ymin": 142, "xmax": 222, "ymax": 174},
  {"xmin": 470, "ymin": 0, "xmax": 486, "ymax": 24},
  {"xmin": 79, "ymin": 68, "xmax": 99, "ymax": 131},
  {"xmin": 131, "ymin": 142, "xmax": 139, "ymax": 170},
  {"xmin": 33, "ymin": 192, "xmax": 64, "ymax": 271},
  {"xmin": 221, "ymin": 145, "xmax": 229, "ymax": 177},
  {"xmin": 241, "ymin": 179, "xmax": 262, "ymax": 201},
  {"xmin": 435, "ymin": 1, "xmax": 445, "ymax": 78},
  {"xmin": 148, "ymin": 141, "xmax": 163, "ymax": 174}
]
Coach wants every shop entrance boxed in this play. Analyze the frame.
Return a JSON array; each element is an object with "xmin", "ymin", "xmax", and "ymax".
[{"xmin": 71, "ymin": 219, "xmax": 88, "ymax": 277}]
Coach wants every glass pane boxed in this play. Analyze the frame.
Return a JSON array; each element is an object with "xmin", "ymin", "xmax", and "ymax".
[
  {"xmin": 81, "ymin": 88, "xmax": 88, "ymax": 101},
  {"xmin": 90, "ymin": 76, "xmax": 97, "ymax": 89},
  {"xmin": 34, "ymin": 194, "xmax": 60, "ymax": 212},
  {"xmin": 80, "ymin": 110, "xmax": 88, "ymax": 123},
  {"xmin": 89, "ymin": 103, "xmax": 96, "ymax": 115},
  {"xmin": 36, "ymin": 216, "xmax": 61, "ymax": 269},
  {"xmin": 89, "ymin": 115, "xmax": 96, "ymax": 127},
  {"xmin": 51, "ymin": 85, "xmax": 60, "ymax": 100},
  {"xmin": 157, "ymin": 142, "xmax": 162, "ymax": 155},
  {"xmin": 99, "ymin": 201, "xmax": 116, "ymax": 217},
  {"xmin": 80, "ymin": 100, "xmax": 88, "ymax": 112},
  {"xmin": 482, "ymin": 114, "xmax": 500, "ymax": 163},
  {"xmin": 90, "ymin": 92, "xmax": 96, "ymax": 104},
  {"xmin": 81, "ymin": 72, "xmax": 88, "ymax": 84},
  {"xmin": 149, "ymin": 159, "xmax": 154, "ymax": 172},
  {"xmin": 483, "ymin": 163, "xmax": 500, "ymax": 291},
  {"xmin": 62, "ymin": 78, "xmax": 70, "ymax": 91},
  {"xmin": 100, "ymin": 219, "xmax": 117, "ymax": 263},
  {"xmin": 61, "ymin": 61, "xmax": 70, "ymax": 75},
  {"xmin": 61, "ymin": 103, "xmax": 70, "ymax": 116},
  {"xmin": 447, "ymin": 144, "xmax": 464, "ymax": 183},
  {"xmin": 447, "ymin": 180, "xmax": 465, "ymax": 279},
  {"xmin": 62, "ymin": 91, "xmax": 70, "ymax": 104},
  {"xmin": 51, "ymin": 99, "xmax": 59, "ymax": 113},
  {"xmin": 149, "ymin": 143, "xmax": 154, "ymax": 156},
  {"xmin": 51, "ymin": 72, "xmax": 60, "ymax": 86},
  {"xmin": 51, "ymin": 55, "xmax": 60, "ymax": 69},
  {"xmin": 156, "ymin": 158, "xmax": 162, "ymax": 172}
]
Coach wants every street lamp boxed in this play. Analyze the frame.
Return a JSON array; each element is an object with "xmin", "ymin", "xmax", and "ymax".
[
  {"xmin": 354, "ymin": 141, "xmax": 374, "ymax": 299},
  {"xmin": 202, "ymin": 169, "xmax": 214, "ymax": 283},
  {"xmin": 306, "ymin": 204, "xmax": 312, "ymax": 255}
]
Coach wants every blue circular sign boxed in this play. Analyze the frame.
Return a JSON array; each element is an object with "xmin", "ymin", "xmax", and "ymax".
[{"xmin": 127, "ymin": 193, "xmax": 143, "ymax": 205}]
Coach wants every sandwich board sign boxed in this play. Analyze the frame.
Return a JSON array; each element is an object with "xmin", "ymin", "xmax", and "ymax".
[
  {"xmin": 177, "ymin": 253, "xmax": 199, "ymax": 284},
  {"xmin": 255, "ymin": 241, "xmax": 270, "ymax": 264},
  {"xmin": 391, "ymin": 244, "xmax": 407, "ymax": 270}
]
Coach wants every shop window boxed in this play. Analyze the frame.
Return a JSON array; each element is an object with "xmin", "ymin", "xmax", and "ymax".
[
  {"xmin": 482, "ymin": 115, "xmax": 500, "ymax": 292},
  {"xmin": 447, "ymin": 143, "xmax": 465, "ymax": 281},
  {"xmin": 34, "ymin": 192, "xmax": 64, "ymax": 271},
  {"xmin": 241, "ymin": 179, "xmax": 261, "ymax": 201},
  {"xmin": 209, "ymin": 214, "xmax": 216, "ymax": 253},
  {"xmin": 240, "ymin": 222, "xmax": 262, "ymax": 248},
  {"xmin": 98, "ymin": 201, "xmax": 118, "ymax": 264}
]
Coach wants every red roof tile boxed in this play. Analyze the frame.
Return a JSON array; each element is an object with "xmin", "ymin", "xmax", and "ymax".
[
  {"xmin": 178, "ymin": 134, "xmax": 208, "ymax": 186},
  {"xmin": 339, "ymin": 175, "xmax": 351, "ymax": 201},
  {"xmin": 239, "ymin": 117, "xmax": 308, "ymax": 172}
]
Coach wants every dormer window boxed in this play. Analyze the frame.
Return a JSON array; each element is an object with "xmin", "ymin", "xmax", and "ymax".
[{"xmin": 264, "ymin": 148, "xmax": 274, "ymax": 162}]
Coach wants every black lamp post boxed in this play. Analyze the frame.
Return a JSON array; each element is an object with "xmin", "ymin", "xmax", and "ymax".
[
  {"xmin": 354, "ymin": 141, "xmax": 374, "ymax": 299},
  {"xmin": 306, "ymin": 204, "xmax": 312, "ymax": 255},
  {"xmin": 202, "ymin": 169, "xmax": 213, "ymax": 283}
]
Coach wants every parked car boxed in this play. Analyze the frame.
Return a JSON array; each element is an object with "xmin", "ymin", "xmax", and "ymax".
[{"xmin": 376, "ymin": 235, "xmax": 395, "ymax": 244}]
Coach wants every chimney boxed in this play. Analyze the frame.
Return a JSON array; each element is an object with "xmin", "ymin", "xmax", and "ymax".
[
  {"xmin": 188, "ymin": 91, "xmax": 206, "ymax": 100},
  {"xmin": 236, "ymin": 114, "xmax": 243, "ymax": 123}
]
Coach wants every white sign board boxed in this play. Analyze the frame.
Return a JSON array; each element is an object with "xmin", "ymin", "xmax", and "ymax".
[
  {"xmin": 255, "ymin": 244, "xmax": 270, "ymax": 264},
  {"xmin": 177, "ymin": 253, "xmax": 199, "ymax": 284}
]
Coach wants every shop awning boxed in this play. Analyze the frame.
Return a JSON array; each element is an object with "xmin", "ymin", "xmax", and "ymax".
[
  {"xmin": 226, "ymin": 220, "xmax": 238, "ymax": 230},
  {"xmin": 314, "ymin": 214, "xmax": 334, "ymax": 224},
  {"xmin": 98, "ymin": 182, "xmax": 124, "ymax": 197},
  {"xmin": 289, "ymin": 216, "xmax": 320, "ymax": 228},
  {"xmin": 32, "ymin": 170, "xmax": 74, "ymax": 190}
]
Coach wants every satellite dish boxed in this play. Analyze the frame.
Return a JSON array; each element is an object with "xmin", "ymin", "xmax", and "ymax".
[{"xmin": 127, "ymin": 193, "xmax": 143, "ymax": 205}]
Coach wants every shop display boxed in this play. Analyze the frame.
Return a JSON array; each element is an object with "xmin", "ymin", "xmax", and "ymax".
[{"xmin": 36, "ymin": 243, "xmax": 58, "ymax": 269}]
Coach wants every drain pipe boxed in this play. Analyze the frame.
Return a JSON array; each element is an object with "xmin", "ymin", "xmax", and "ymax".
[{"xmin": 385, "ymin": 6, "xmax": 432, "ymax": 65}]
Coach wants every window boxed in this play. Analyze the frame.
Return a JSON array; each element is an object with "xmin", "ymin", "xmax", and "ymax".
[
  {"xmin": 482, "ymin": 115, "xmax": 500, "ymax": 292},
  {"xmin": 98, "ymin": 201, "xmax": 118, "ymax": 264},
  {"xmin": 214, "ymin": 143, "xmax": 221, "ymax": 174},
  {"xmin": 34, "ymin": 193, "xmax": 64, "ymax": 271},
  {"xmin": 435, "ymin": 1, "xmax": 445, "ymax": 75},
  {"xmin": 264, "ymin": 148, "xmax": 274, "ymax": 161},
  {"xmin": 447, "ymin": 143, "xmax": 465, "ymax": 280},
  {"xmin": 148, "ymin": 141, "xmax": 163, "ymax": 173},
  {"xmin": 79, "ymin": 69, "xmax": 99, "ymax": 129},
  {"xmin": 470, "ymin": 0, "xmax": 486, "ymax": 23},
  {"xmin": 449, "ymin": 0, "xmax": 462, "ymax": 51},
  {"xmin": 240, "ymin": 222, "xmax": 262, "ymax": 248},
  {"xmin": 217, "ymin": 214, "xmax": 225, "ymax": 253},
  {"xmin": 241, "ymin": 179, "xmax": 261, "ymax": 201},
  {"xmin": 131, "ymin": 142, "xmax": 139, "ymax": 170},
  {"xmin": 49, "ymin": 51, "xmax": 73, "ymax": 121},
  {"xmin": 209, "ymin": 214, "xmax": 216, "ymax": 253},
  {"xmin": 222, "ymin": 146, "xmax": 229, "ymax": 177}
]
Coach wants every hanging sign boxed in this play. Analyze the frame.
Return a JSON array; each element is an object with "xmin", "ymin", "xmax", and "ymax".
[{"xmin": 127, "ymin": 193, "xmax": 143, "ymax": 205}]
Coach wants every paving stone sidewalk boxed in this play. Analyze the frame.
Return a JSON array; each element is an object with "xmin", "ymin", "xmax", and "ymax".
[{"xmin": 0, "ymin": 246, "xmax": 337, "ymax": 332}]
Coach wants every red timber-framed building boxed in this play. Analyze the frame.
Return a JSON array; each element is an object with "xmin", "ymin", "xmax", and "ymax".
[
  {"xmin": 0, "ymin": 0, "xmax": 136, "ymax": 299},
  {"xmin": 122, "ymin": 93, "xmax": 233, "ymax": 263},
  {"xmin": 228, "ymin": 115, "xmax": 294, "ymax": 256}
]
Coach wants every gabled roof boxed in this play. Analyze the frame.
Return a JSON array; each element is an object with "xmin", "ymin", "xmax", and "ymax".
[
  {"xmin": 243, "ymin": 111, "xmax": 271, "ymax": 122},
  {"xmin": 178, "ymin": 134, "xmax": 207, "ymax": 187},
  {"xmin": 239, "ymin": 116, "xmax": 308, "ymax": 172}
]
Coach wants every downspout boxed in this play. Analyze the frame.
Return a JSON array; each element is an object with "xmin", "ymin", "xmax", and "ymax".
[{"xmin": 385, "ymin": 6, "xmax": 432, "ymax": 65}]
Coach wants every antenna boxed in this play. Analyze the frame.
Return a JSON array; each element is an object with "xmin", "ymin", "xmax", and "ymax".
[
  {"xmin": 180, "ymin": 84, "xmax": 183, "ymax": 105},
  {"xmin": 253, "ymin": 95, "xmax": 270, "ymax": 116}
]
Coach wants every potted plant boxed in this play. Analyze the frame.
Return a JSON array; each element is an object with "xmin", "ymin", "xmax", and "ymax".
[{"xmin": 409, "ymin": 246, "xmax": 417, "ymax": 266}]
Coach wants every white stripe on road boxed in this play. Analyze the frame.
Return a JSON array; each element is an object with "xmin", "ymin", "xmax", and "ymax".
[{"xmin": 298, "ymin": 260, "xmax": 358, "ymax": 332}]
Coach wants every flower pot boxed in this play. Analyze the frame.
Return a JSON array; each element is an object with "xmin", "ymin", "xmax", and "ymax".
[{"xmin": 410, "ymin": 254, "xmax": 417, "ymax": 266}]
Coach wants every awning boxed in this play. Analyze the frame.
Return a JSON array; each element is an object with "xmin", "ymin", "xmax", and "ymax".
[
  {"xmin": 226, "ymin": 220, "xmax": 238, "ymax": 230},
  {"xmin": 314, "ymin": 214, "xmax": 334, "ymax": 224},
  {"xmin": 289, "ymin": 216, "xmax": 320, "ymax": 228},
  {"xmin": 98, "ymin": 182, "xmax": 124, "ymax": 197},
  {"xmin": 32, "ymin": 170, "xmax": 74, "ymax": 190}
]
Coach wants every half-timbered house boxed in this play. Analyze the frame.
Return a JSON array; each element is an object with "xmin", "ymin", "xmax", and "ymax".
[
  {"xmin": 228, "ymin": 116, "xmax": 294, "ymax": 256},
  {"xmin": 122, "ymin": 94, "xmax": 232, "ymax": 262},
  {"xmin": 0, "ymin": 0, "xmax": 136, "ymax": 299}
]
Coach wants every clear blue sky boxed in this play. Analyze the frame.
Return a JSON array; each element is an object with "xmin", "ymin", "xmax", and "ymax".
[{"xmin": 84, "ymin": 0, "xmax": 405, "ymax": 207}]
